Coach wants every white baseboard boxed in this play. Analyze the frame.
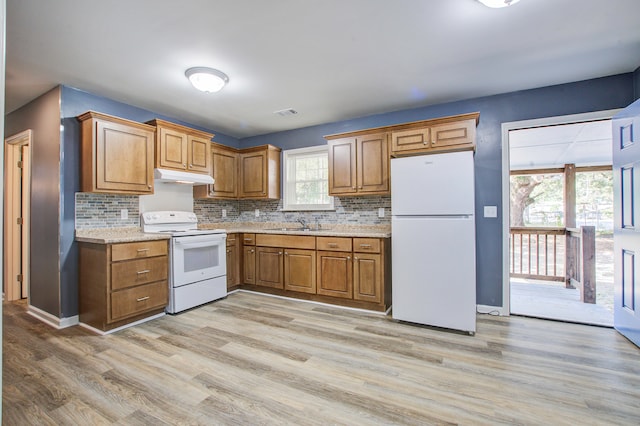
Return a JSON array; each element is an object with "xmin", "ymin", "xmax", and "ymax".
[
  {"xmin": 477, "ymin": 304, "xmax": 509, "ymax": 316},
  {"xmin": 79, "ymin": 312, "xmax": 166, "ymax": 335},
  {"xmin": 27, "ymin": 305, "xmax": 79, "ymax": 329},
  {"xmin": 233, "ymin": 289, "xmax": 390, "ymax": 316}
]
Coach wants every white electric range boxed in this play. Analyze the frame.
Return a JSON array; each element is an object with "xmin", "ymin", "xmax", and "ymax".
[{"xmin": 141, "ymin": 211, "xmax": 227, "ymax": 313}]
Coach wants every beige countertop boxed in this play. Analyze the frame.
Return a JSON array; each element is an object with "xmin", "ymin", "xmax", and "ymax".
[
  {"xmin": 75, "ymin": 228, "xmax": 171, "ymax": 244},
  {"xmin": 75, "ymin": 222, "xmax": 391, "ymax": 244},
  {"xmin": 201, "ymin": 222, "xmax": 391, "ymax": 238}
]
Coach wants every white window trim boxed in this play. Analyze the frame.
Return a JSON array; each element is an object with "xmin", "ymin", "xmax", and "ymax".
[{"xmin": 282, "ymin": 145, "xmax": 335, "ymax": 211}]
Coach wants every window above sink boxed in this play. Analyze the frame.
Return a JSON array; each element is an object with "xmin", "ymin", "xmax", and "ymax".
[{"xmin": 282, "ymin": 146, "xmax": 335, "ymax": 211}]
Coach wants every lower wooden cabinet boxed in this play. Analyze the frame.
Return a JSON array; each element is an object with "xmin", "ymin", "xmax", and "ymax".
[
  {"xmin": 241, "ymin": 234, "xmax": 391, "ymax": 311},
  {"xmin": 256, "ymin": 247, "xmax": 284, "ymax": 289},
  {"xmin": 243, "ymin": 233, "xmax": 256, "ymax": 284},
  {"xmin": 353, "ymin": 253, "xmax": 382, "ymax": 303},
  {"xmin": 284, "ymin": 249, "xmax": 316, "ymax": 294},
  {"xmin": 317, "ymin": 251, "xmax": 353, "ymax": 299},
  {"xmin": 226, "ymin": 233, "xmax": 240, "ymax": 289},
  {"xmin": 79, "ymin": 239, "xmax": 169, "ymax": 332}
]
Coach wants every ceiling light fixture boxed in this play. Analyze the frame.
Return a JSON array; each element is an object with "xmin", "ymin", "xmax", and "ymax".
[
  {"xmin": 185, "ymin": 67, "xmax": 229, "ymax": 93},
  {"xmin": 477, "ymin": 0, "xmax": 520, "ymax": 8}
]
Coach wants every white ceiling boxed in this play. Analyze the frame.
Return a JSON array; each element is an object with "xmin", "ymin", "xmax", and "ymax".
[
  {"xmin": 509, "ymin": 120, "xmax": 613, "ymax": 170},
  {"xmin": 6, "ymin": 0, "xmax": 640, "ymax": 139}
]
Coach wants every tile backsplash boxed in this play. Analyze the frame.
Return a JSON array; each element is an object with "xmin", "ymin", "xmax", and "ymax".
[
  {"xmin": 75, "ymin": 193, "xmax": 140, "ymax": 229},
  {"xmin": 195, "ymin": 196, "xmax": 391, "ymax": 226},
  {"xmin": 75, "ymin": 192, "xmax": 391, "ymax": 229}
]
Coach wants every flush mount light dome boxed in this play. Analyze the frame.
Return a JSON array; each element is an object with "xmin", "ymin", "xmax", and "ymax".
[
  {"xmin": 185, "ymin": 67, "xmax": 229, "ymax": 93},
  {"xmin": 477, "ymin": 0, "xmax": 520, "ymax": 7}
]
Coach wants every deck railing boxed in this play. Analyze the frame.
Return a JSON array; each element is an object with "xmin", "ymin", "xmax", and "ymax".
[
  {"xmin": 509, "ymin": 226, "xmax": 596, "ymax": 304},
  {"xmin": 565, "ymin": 226, "xmax": 596, "ymax": 303},
  {"xmin": 510, "ymin": 227, "xmax": 566, "ymax": 282}
]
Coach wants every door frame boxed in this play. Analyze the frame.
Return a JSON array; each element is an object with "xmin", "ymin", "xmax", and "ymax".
[
  {"xmin": 500, "ymin": 109, "xmax": 620, "ymax": 315},
  {"xmin": 4, "ymin": 129, "xmax": 32, "ymax": 301}
]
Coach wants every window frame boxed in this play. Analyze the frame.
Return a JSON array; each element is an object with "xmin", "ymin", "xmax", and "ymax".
[{"xmin": 282, "ymin": 145, "xmax": 334, "ymax": 211}]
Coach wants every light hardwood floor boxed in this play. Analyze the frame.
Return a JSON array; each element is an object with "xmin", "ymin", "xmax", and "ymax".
[{"xmin": 4, "ymin": 291, "xmax": 640, "ymax": 425}]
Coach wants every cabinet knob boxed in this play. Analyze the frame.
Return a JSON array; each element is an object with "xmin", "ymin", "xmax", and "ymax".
[
  {"xmin": 359, "ymin": 186, "xmax": 363, "ymax": 189},
  {"xmin": 354, "ymin": 257, "xmax": 358, "ymax": 260},
  {"xmin": 147, "ymin": 184, "xmax": 152, "ymax": 189},
  {"xmin": 251, "ymin": 249, "xmax": 255, "ymax": 253},
  {"xmin": 352, "ymin": 187, "xmax": 356, "ymax": 190},
  {"xmin": 347, "ymin": 256, "xmax": 351, "ymax": 260},
  {"xmin": 278, "ymin": 252, "xmax": 283, "ymax": 255},
  {"xmin": 226, "ymin": 249, "xmax": 231, "ymax": 253},
  {"xmin": 284, "ymin": 252, "xmax": 289, "ymax": 256}
]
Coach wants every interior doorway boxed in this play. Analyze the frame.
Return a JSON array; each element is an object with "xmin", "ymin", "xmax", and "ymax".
[
  {"xmin": 4, "ymin": 130, "xmax": 32, "ymax": 301},
  {"xmin": 501, "ymin": 110, "xmax": 619, "ymax": 325}
]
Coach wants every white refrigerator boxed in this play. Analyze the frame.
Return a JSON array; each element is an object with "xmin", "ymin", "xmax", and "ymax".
[{"xmin": 391, "ymin": 151, "xmax": 476, "ymax": 333}]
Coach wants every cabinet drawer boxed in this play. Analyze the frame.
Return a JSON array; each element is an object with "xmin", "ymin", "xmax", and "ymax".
[
  {"xmin": 353, "ymin": 238, "xmax": 380, "ymax": 253},
  {"xmin": 226, "ymin": 233, "xmax": 238, "ymax": 247},
  {"xmin": 316, "ymin": 237, "xmax": 352, "ymax": 252},
  {"xmin": 256, "ymin": 234, "xmax": 316, "ymax": 250},
  {"xmin": 111, "ymin": 240, "xmax": 168, "ymax": 262},
  {"xmin": 110, "ymin": 281, "xmax": 168, "ymax": 322},
  {"xmin": 111, "ymin": 256, "xmax": 168, "ymax": 290},
  {"xmin": 391, "ymin": 127, "xmax": 431, "ymax": 153},
  {"xmin": 243, "ymin": 233, "xmax": 256, "ymax": 246}
]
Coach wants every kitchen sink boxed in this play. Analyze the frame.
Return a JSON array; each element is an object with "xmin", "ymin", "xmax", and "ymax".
[{"xmin": 264, "ymin": 227, "xmax": 318, "ymax": 232}]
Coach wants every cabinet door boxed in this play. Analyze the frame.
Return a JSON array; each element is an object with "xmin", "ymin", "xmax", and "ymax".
[
  {"xmin": 284, "ymin": 249, "xmax": 316, "ymax": 294},
  {"xmin": 357, "ymin": 133, "xmax": 389, "ymax": 194},
  {"xmin": 157, "ymin": 126, "xmax": 188, "ymax": 170},
  {"xmin": 328, "ymin": 138, "xmax": 357, "ymax": 195},
  {"xmin": 431, "ymin": 119, "xmax": 475, "ymax": 150},
  {"xmin": 256, "ymin": 246, "xmax": 283, "ymax": 288},
  {"xmin": 212, "ymin": 147, "xmax": 238, "ymax": 198},
  {"xmin": 239, "ymin": 151, "xmax": 267, "ymax": 198},
  {"xmin": 243, "ymin": 245, "xmax": 256, "ymax": 284},
  {"xmin": 227, "ymin": 245, "xmax": 240, "ymax": 290},
  {"xmin": 187, "ymin": 135, "xmax": 211, "ymax": 174},
  {"xmin": 353, "ymin": 253, "xmax": 382, "ymax": 303},
  {"xmin": 317, "ymin": 251, "xmax": 352, "ymax": 299},
  {"xmin": 391, "ymin": 127, "xmax": 431, "ymax": 153},
  {"xmin": 94, "ymin": 119, "xmax": 154, "ymax": 194}
]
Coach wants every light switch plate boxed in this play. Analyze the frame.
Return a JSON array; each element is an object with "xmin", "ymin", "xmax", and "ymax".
[
  {"xmin": 222, "ymin": 209, "xmax": 227, "ymax": 218},
  {"xmin": 255, "ymin": 209, "xmax": 260, "ymax": 218},
  {"xmin": 484, "ymin": 205, "xmax": 498, "ymax": 218},
  {"xmin": 120, "ymin": 209, "xmax": 128, "ymax": 220},
  {"xmin": 378, "ymin": 208, "xmax": 385, "ymax": 218}
]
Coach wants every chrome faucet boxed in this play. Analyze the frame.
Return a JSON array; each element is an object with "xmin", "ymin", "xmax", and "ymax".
[{"xmin": 297, "ymin": 218, "xmax": 308, "ymax": 229}]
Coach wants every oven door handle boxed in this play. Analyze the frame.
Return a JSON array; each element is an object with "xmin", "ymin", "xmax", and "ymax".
[{"xmin": 174, "ymin": 238, "xmax": 225, "ymax": 249}]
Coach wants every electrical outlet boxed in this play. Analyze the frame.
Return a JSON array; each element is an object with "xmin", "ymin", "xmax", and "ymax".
[
  {"xmin": 120, "ymin": 209, "xmax": 128, "ymax": 220},
  {"xmin": 378, "ymin": 208, "xmax": 385, "ymax": 218},
  {"xmin": 255, "ymin": 209, "xmax": 260, "ymax": 218},
  {"xmin": 484, "ymin": 205, "xmax": 498, "ymax": 218},
  {"xmin": 222, "ymin": 209, "xmax": 227, "ymax": 218}
]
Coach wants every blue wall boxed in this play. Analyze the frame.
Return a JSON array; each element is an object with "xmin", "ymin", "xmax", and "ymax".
[
  {"xmin": 59, "ymin": 86, "xmax": 240, "ymax": 317},
  {"xmin": 241, "ymin": 74, "xmax": 635, "ymax": 307},
  {"xmin": 634, "ymin": 66, "xmax": 640, "ymax": 101}
]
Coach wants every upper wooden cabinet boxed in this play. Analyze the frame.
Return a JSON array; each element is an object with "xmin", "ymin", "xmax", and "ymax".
[
  {"xmin": 327, "ymin": 133, "xmax": 389, "ymax": 196},
  {"xmin": 193, "ymin": 143, "xmax": 239, "ymax": 199},
  {"xmin": 78, "ymin": 111, "xmax": 155, "ymax": 195},
  {"xmin": 325, "ymin": 112, "xmax": 479, "ymax": 172},
  {"xmin": 390, "ymin": 113, "xmax": 479, "ymax": 156},
  {"xmin": 238, "ymin": 145, "xmax": 281, "ymax": 199},
  {"xmin": 194, "ymin": 144, "xmax": 280, "ymax": 200},
  {"xmin": 146, "ymin": 119, "xmax": 213, "ymax": 175}
]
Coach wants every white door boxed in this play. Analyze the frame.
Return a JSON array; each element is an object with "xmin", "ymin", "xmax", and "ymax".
[{"xmin": 613, "ymin": 99, "xmax": 640, "ymax": 347}]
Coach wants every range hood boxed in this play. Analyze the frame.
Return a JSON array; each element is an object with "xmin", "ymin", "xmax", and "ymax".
[{"xmin": 154, "ymin": 168, "xmax": 214, "ymax": 185}]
